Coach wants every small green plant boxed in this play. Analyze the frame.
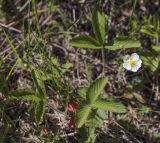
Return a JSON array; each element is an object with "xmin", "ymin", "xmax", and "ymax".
[
  {"xmin": 8, "ymin": 69, "xmax": 46, "ymax": 124},
  {"xmin": 76, "ymin": 77, "xmax": 126, "ymax": 142},
  {"xmin": 69, "ymin": 5, "xmax": 140, "ymax": 51}
]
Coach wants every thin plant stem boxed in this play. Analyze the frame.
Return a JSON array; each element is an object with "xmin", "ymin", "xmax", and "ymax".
[{"xmin": 101, "ymin": 44, "xmax": 105, "ymax": 76}]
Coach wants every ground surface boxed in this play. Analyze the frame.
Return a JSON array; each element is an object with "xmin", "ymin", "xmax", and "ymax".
[{"xmin": 0, "ymin": 0, "xmax": 160, "ymax": 143}]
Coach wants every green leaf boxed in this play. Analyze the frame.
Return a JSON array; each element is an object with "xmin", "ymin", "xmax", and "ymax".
[
  {"xmin": 92, "ymin": 99, "xmax": 126, "ymax": 113},
  {"xmin": 78, "ymin": 127, "xmax": 96, "ymax": 143},
  {"xmin": 140, "ymin": 26, "xmax": 159, "ymax": 38},
  {"xmin": 69, "ymin": 35, "xmax": 101, "ymax": 49},
  {"xmin": 92, "ymin": 5, "xmax": 106, "ymax": 44},
  {"xmin": 3, "ymin": 30, "xmax": 22, "ymax": 61},
  {"xmin": 31, "ymin": 69, "xmax": 46, "ymax": 99},
  {"xmin": 87, "ymin": 77, "xmax": 107, "ymax": 104},
  {"xmin": 123, "ymin": 92, "xmax": 134, "ymax": 99},
  {"xmin": 133, "ymin": 92, "xmax": 145, "ymax": 103},
  {"xmin": 87, "ymin": 109, "xmax": 106, "ymax": 128},
  {"xmin": 76, "ymin": 105, "xmax": 91, "ymax": 128},
  {"xmin": 139, "ymin": 105, "xmax": 151, "ymax": 114},
  {"xmin": 106, "ymin": 37, "xmax": 141, "ymax": 50},
  {"xmin": 31, "ymin": 69, "xmax": 47, "ymax": 124},
  {"xmin": 78, "ymin": 87, "xmax": 88, "ymax": 99},
  {"xmin": 140, "ymin": 52, "xmax": 160, "ymax": 72},
  {"xmin": 35, "ymin": 99, "xmax": 46, "ymax": 124},
  {"xmin": 153, "ymin": 45, "xmax": 160, "ymax": 52},
  {"xmin": 8, "ymin": 89, "xmax": 39, "ymax": 101}
]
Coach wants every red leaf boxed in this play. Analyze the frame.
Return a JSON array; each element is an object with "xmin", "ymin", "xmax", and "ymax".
[
  {"xmin": 40, "ymin": 128, "xmax": 49, "ymax": 136},
  {"xmin": 68, "ymin": 100, "xmax": 79, "ymax": 112}
]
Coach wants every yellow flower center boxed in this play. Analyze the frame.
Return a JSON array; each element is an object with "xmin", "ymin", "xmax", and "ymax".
[{"xmin": 129, "ymin": 59, "xmax": 136, "ymax": 66}]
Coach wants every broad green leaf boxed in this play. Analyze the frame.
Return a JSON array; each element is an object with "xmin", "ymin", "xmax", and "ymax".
[
  {"xmin": 35, "ymin": 99, "xmax": 46, "ymax": 124},
  {"xmin": 69, "ymin": 35, "xmax": 101, "ymax": 49},
  {"xmin": 8, "ymin": 89, "xmax": 39, "ymax": 101},
  {"xmin": 76, "ymin": 105, "xmax": 91, "ymax": 128},
  {"xmin": 87, "ymin": 77, "xmax": 107, "ymax": 104},
  {"xmin": 92, "ymin": 99, "xmax": 126, "ymax": 113},
  {"xmin": 92, "ymin": 5, "xmax": 106, "ymax": 44},
  {"xmin": 106, "ymin": 37, "xmax": 141, "ymax": 50}
]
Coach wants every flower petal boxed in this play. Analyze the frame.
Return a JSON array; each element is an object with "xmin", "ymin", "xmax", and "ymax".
[
  {"xmin": 123, "ymin": 62, "xmax": 131, "ymax": 70},
  {"xmin": 136, "ymin": 59, "xmax": 142, "ymax": 68},
  {"xmin": 131, "ymin": 60, "xmax": 142, "ymax": 72},
  {"xmin": 123, "ymin": 55, "xmax": 130, "ymax": 62},
  {"xmin": 131, "ymin": 66, "xmax": 139, "ymax": 72},
  {"xmin": 131, "ymin": 53, "xmax": 139, "ymax": 61}
]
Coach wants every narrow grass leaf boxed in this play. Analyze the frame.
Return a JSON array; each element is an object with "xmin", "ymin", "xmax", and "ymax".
[
  {"xmin": 31, "ymin": 69, "xmax": 47, "ymax": 124},
  {"xmin": 31, "ymin": 69, "xmax": 46, "ymax": 99}
]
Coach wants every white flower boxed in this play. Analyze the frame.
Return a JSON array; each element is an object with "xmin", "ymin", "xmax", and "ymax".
[{"xmin": 123, "ymin": 53, "xmax": 142, "ymax": 72}]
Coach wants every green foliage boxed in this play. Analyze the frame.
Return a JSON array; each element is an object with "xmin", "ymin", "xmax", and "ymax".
[
  {"xmin": 92, "ymin": 99, "xmax": 126, "ymax": 113},
  {"xmin": 140, "ymin": 15, "xmax": 160, "ymax": 39},
  {"xmin": 139, "ymin": 105, "xmax": 151, "ymax": 114},
  {"xmin": 133, "ymin": 92, "xmax": 145, "ymax": 103},
  {"xmin": 76, "ymin": 77, "xmax": 126, "ymax": 128},
  {"xmin": 140, "ymin": 50, "xmax": 160, "ymax": 72},
  {"xmin": 76, "ymin": 77, "xmax": 107, "ymax": 128},
  {"xmin": 123, "ymin": 92, "xmax": 145, "ymax": 103},
  {"xmin": 35, "ymin": 99, "xmax": 46, "ymax": 124},
  {"xmin": 76, "ymin": 77, "xmax": 126, "ymax": 143},
  {"xmin": 9, "ymin": 88, "xmax": 46, "ymax": 124},
  {"xmin": 76, "ymin": 77, "xmax": 126, "ymax": 142},
  {"xmin": 87, "ymin": 109, "xmax": 106, "ymax": 128},
  {"xmin": 69, "ymin": 35, "xmax": 101, "ymax": 49},
  {"xmin": 69, "ymin": 5, "xmax": 140, "ymax": 50},
  {"xmin": 106, "ymin": 37, "xmax": 141, "ymax": 50},
  {"xmin": 141, "ymin": 26, "xmax": 159, "ymax": 38},
  {"xmin": 76, "ymin": 105, "xmax": 91, "ymax": 128},
  {"xmin": 31, "ymin": 69, "xmax": 46, "ymax": 124},
  {"xmin": 31, "ymin": 69, "xmax": 46, "ymax": 99},
  {"xmin": 8, "ymin": 68, "xmax": 47, "ymax": 124},
  {"xmin": 87, "ymin": 77, "xmax": 108, "ymax": 104},
  {"xmin": 92, "ymin": 5, "xmax": 106, "ymax": 44},
  {"xmin": 78, "ymin": 87, "xmax": 88, "ymax": 99},
  {"xmin": 153, "ymin": 45, "xmax": 160, "ymax": 52},
  {"xmin": 9, "ymin": 89, "xmax": 39, "ymax": 101}
]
